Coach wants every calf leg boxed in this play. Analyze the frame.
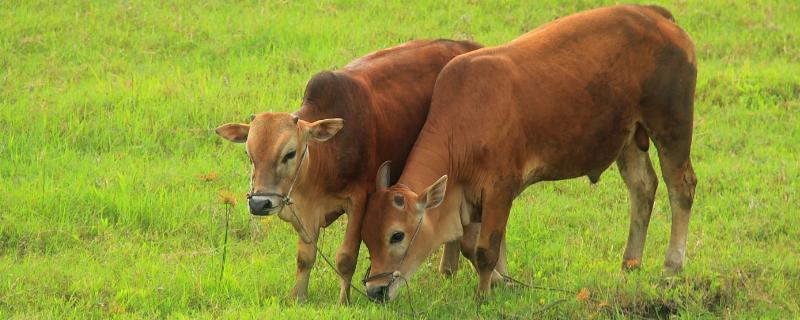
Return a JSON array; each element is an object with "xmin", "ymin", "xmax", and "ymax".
[
  {"xmin": 439, "ymin": 241, "xmax": 461, "ymax": 276},
  {"xmin": 643, "ymin": 115, "xmax": 696, "ymax": 274},
  {"xmin": 460, "ymin": 223, "xmax": 480, "ymax": 267},
  {"xmin": 291, "ymin": 236, "xmax": 317, "ymax": 302},
  {"xmin": 639, "ymin": 40, "xmax": 697, "ymax": 274},
  {"xmin": 493, "ymin": 235, "xmax": 509, "ymax": 285},
  {"xmin": 475, "ymin": 199, "xmax": 512, "ymax": 298},
  {"xmin": 645, "ymin": 96, "xmax": 697, "ymax": 274},
  {"xmin": 461, "ymin": 223, "xmax": 508, "ymax": 286},
  {"xmin": 617, "ymin": 141, "xmax": 658, "ymax": 270}
]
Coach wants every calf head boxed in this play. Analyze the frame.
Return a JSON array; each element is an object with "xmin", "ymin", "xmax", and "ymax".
[
  {"xmin": 361, "ymin": 161, "xmax": 448, "ymax": 302},
  {"xmin": 215, "ymin": 112, "xmax": 343, "ymax": 217}
]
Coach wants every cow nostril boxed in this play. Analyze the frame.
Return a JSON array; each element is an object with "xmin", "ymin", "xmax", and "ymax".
[{"xmin": 248, "ymin": 198, "xmax": 267, "ymax": 214}]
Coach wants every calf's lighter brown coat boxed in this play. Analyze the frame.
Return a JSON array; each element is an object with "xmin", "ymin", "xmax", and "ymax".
[{"xmin": 361, "ymin": 5, "xmax": 698, "ymax": 301}]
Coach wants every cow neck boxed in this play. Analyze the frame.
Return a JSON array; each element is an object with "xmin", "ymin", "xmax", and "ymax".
[
  {"xmin": 398, "ymin": 126, "xmax": 452, "ymax": 193},
  {"xmin": 397, "ymin": 130, "xmax": 460, "ymax": 233},
  {"xmin": 291, "ymin": 137, "xmax": 330, "ymax": 199}
]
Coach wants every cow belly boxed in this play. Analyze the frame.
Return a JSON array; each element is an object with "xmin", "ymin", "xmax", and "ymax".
[{"xmin": 525, "ymin": 118, "xmax": 633, "ymax": 183}]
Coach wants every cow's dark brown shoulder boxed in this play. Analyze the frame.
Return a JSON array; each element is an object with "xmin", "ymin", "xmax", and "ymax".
[
  {"xmin": 299, "ymin": 71, "xmax": 371, "ymax": 189},
  {"xmin": 642, "ymin": 5, "xmax": 675, "ymax": 22},
  {"xmin": 303, "ymin": 71, "xmax": 341, "ymax": 109}
]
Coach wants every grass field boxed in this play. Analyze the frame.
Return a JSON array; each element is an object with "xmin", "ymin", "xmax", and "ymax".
[{"xmin": 2, "ymin": 0, "xmax": 799, "ymax": 318}]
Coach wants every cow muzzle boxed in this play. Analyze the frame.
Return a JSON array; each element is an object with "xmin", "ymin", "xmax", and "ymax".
[
  {"xmin": 363, "ymin": 269, "xmax": 402, "ymax": 303},
  {"xmin": 366, "ymin": 284, "xmax": 391, "ymax": 302},
  {"xmin": 247, "ymin": 194, "xmax": 283, "ymax": 216}
]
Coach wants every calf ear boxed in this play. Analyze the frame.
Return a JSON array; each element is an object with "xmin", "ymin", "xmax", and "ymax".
[
  {"xmin": 215, "ymin": 123, "xmax": 250, "ymax": 143},
  {"xmin": 305, "ymin": 118, "xmax": 344, "ymax": 142},
  {"xmin": 417, "ymin": 175, "xmax": 448, "ymax": 210},
  {"xmin": 376, "ymin": 161, "xmax": 392, "ymax": 191}
]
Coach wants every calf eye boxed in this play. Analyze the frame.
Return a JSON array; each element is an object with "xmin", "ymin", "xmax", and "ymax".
[
  {"xmin": 282, "ymin": 150, "xmax": 296, "ymax": 163},
  {"xmin": 390, "ymin": 231, "xmax": 405, "ymax": 244}
]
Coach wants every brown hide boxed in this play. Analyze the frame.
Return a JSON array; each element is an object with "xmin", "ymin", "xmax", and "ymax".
[
  {"xmin": 361, "ymin": 5, "xmax": 697, "ymax": 301},
  {"xmin": 221, "ymin": 39, "xmax": 482, "ymax": 303},
  {"xmin": 297, "ymin": 39, "xmax": 483, "ymax": 193}
]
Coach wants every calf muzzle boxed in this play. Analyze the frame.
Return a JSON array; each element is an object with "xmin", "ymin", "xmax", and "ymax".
[{"xmin": 366, "ymin": 284, "xmax": 390, "ymax": 303}]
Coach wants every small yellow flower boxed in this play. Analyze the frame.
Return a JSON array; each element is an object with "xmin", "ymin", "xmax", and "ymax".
[
  {"xmin": 217, "ymin": 190, "xmax": 238, "ymax": 205},
  {"xmin": 624, "ymin": 258, "xmax": 641, "ymax": 269},
  {"xmin": 577, "ymin": 288, "xmax": 590, "ymax": 302},
  {"xmin": 199, "ymin": 171, "xmax": 219, "ymax": 182}
]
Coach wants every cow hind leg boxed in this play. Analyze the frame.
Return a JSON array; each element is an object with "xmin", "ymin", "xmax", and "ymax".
[
  {"xmin": 640, "ymin": 42, "xmax": 697, "ymax": 274},
  {"xmin": 439, "ymin": 240, "xmax": 461, "ymax": 276},
  {"xmin": 653, "ymin": 139, "xmax": 696, "ymax": 275},
  {"xmin": 641, "ymin": 72, "xmax": 697, "ymax": 274},
  {"xmin": 617, "ymin": 139, "xmax": 658, "ymax": 270}
]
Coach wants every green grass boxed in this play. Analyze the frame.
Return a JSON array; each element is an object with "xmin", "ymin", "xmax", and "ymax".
[{"xmin": 2, "ymin": 0, "xmax": 799, "ymax": 318}]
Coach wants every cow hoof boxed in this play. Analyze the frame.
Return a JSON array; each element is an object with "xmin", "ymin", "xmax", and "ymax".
[
  {"xmin": 474, "ymin": 286, "xmax": 492, "ymax": 303},
  {"xmin": 491, "ymin": 270, "xmax": 505, "ymax": 288},
  {"xmin": 290, "ymin": 290, "xmax": 308, "ymax": 304},
  {"xmin": 439, "ymin": 266, "xmax": 458, "ymax": 278},
  {"xmin": 338, "ymin": 293, "xmax": 351, "ymax": 305},
  {"xmin": 662, "ymin": 264, "xmax": 683, "ymax": 277}
]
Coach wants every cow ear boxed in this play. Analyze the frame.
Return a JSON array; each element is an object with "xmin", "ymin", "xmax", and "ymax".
[
  {"xmin": 304, "ymin": 118, "xmax": 344, "ymax": 142},
  {"xmin": 215, "ymin": 123, "xmax": 250, "ymax": 143},
  {"xmin": 376, "ymin": 161, "xmax": 392, "ymax": 191},
  {"xmin": 417, "ymin": 175, "xmax": 448, "ymax": 211}
]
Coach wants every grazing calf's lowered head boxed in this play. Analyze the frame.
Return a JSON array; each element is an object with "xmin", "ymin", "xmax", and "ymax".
[{"xmin": 361, "ymin": 162, "xmax": 449, "ymax": 302}]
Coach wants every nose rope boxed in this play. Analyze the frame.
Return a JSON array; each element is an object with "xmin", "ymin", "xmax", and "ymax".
[
  {"xmin": 280, "ymin": 158, "xmax": 380, "ymax": 306},
  {"xmin": 244, "ymin": 135, "xmax": 420, "ymax": 312},
  {"xmin": 245, "ymin": 135, "xmax": 381, "ymax": 305}
]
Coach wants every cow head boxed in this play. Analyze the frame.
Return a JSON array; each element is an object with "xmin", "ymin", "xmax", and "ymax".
[
  {"xmin": 361, "ymin": 161, "xmax": 448, "ymax": 302},
  {"xmin": 215, "ymin": 112, "xmax": 343, "ymax": 217}
]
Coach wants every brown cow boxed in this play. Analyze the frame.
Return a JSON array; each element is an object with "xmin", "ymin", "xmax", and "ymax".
[
  {"xmin": 215, "ymin": 39, "xmax": 482, "ymax": 303},
  {"xmin": 361, "ymin": 5, "xmax": 697, "ymax": 301}
]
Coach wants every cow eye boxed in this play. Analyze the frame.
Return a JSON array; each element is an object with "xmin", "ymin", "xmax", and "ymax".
[
  {"xmin": 390, "ymin": 231, "xmax": 405, "ymax": 244},
  {"xmin": 282, "ymin": 150, "xmax": 296, "ymax": 163}
]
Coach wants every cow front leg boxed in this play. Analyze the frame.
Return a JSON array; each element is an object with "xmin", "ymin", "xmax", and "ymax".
[
  {"xmin": 291, "ymin": 236, "xmax": 317, "ymax": 303},
  {"xmin": 335, "ymin": 199, "xmax": 365, "ymax": 305},
  {"xmin": 474, "ymin": 199, "xmax": 512, "ymax": 299},
  {"xmin": 461, "ymin": 223, "xmax": 506, "ymax": 286}
]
